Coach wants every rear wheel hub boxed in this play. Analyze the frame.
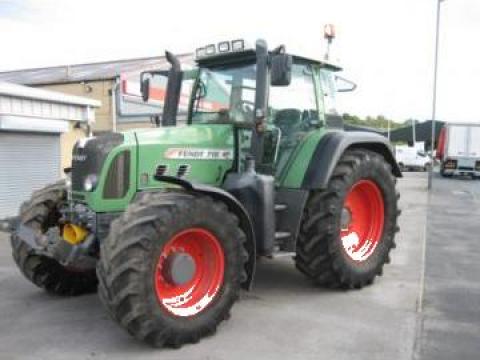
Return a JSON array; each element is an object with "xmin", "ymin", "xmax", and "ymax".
[{"xmin": 340, "ymin": 180, "xmax": 385, "ymax": 262}]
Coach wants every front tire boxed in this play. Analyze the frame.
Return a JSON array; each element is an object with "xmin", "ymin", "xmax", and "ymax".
[
  {"xmin": 97, "ymin": 191, "xmax": 248, "ymax": 348},
  {"xmin": 295, "ymin": 149, "xmax": 400, "ymax": 289},
  {"xmin": 10, "ymin": 181, "xmax": 98, "ymax": 295}
]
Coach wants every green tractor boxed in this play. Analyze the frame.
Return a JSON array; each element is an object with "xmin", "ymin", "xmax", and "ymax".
[{"xmin": 8, "ymin": 39, "xmax": 401, "ymax": 347}]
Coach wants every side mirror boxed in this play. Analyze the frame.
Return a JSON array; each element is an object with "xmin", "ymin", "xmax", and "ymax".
[
  {"xmin": 140, "ymin": 70, "xmax": 170, "ymax": 102},
  {"xmin": 336, "ymin": 75, "xmax": 357, "ymax": 92},
  {"xmin": 270, "ymin": 54, "xmax": 292, "ymax": 86},
  {"xmin": 140, "ymin": 75, "xmax": 150, "ymax": 102}
]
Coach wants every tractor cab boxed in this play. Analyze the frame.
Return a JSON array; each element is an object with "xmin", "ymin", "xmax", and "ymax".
[{"xmin": 140, "ymin": 39, "xmax": 346, "ymax": 178}]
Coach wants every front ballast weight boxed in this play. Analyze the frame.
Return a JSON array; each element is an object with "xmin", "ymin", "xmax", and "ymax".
[{"xmin": 10, "ymin": 180, "xmax": 98, "ymax": 295}]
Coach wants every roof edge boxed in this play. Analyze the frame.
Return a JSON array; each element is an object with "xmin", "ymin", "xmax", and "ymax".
[
  {"xmin": 0, "ymin": 82, "xmax": 101, "ymax": 108},
  {"xmin": 0, "ymin": 53, "xmax": 193, "ymax": 75}
]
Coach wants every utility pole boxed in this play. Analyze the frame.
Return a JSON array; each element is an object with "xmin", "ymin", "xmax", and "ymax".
[
  {"xmin": 428, "ymin": 0, "xmax": 445, "ymax": 190},
  {"xmin": 412, "ymin": 120, "xmax": 416, "ymax": 144},
  {"xmin": 388, "ymin": 118, "xmax": 391, "ymax": 141}
]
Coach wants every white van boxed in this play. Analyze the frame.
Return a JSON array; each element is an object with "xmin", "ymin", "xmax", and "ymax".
[{"xmin": 395, "ymin": 144, "xmax": 430, "ymax": 172}]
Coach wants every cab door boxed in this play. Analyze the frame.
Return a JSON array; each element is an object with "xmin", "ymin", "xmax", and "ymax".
[{"xmin": 258, "ymin": 62, "xmax": 321, "ymax": 178}]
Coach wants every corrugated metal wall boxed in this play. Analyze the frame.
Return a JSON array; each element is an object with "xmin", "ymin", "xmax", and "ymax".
[{"xmin": 0, "ymin": 132, "xmax": 60, "ymax": 218}]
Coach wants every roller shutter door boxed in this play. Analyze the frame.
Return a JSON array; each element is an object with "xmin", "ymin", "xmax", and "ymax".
[{"xmin": 0, "ymin": 132, "xmax": 60, "ymax": 218}]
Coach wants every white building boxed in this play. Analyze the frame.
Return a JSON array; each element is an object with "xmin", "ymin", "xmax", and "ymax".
[{"xmin": 0, "ymin": 82, "xmax": 100, "ymax": 217}]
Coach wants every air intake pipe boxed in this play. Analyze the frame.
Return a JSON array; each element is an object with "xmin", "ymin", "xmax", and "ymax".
[{"xmin": 162, "ymin": 51, "xmax": 183, "ymax": 127}]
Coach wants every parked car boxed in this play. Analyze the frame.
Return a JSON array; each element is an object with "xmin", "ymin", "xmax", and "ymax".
[{"xmin": 395, "ymin": 145, "xmax": 430, "ymax": 172}]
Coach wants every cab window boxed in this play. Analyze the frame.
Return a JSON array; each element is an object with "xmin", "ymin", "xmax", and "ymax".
[
  {"xmin": 320, "ymin": 69, "xmax": 337, "ymax": 115},
  {"xmin": 269, "ymin": 63, "xmax": 319, "ymax": 131},
  {"xmin": 191, "ymin": 63, "xmax": 256, "ymax": 124},
  {"xmin": 267, "ymin": 63, "xmax": 318, "ymax": 173}
]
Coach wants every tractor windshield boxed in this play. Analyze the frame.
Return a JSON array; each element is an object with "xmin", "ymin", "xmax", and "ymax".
[{"xmin": 191, "ymin": 63, "xmax": 256, "ymax": 124}]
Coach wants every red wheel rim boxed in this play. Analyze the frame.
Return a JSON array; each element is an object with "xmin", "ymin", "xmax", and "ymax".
[
  {"xmin": 340, "ymin": 180, "xmax": 385, "ymax": 262},
  {"xmin": 154, "ymin": 228, "xmax": 225, "ymax": 317}
]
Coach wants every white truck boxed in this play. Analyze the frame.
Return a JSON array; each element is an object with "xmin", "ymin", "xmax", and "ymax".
[
  {"xmin": 395, "ymin": 142, "xmax": 431, "ymax": 172},
  {"xmin": 437, "ymin": 122, "xmax": 480, "ymax": 178}
]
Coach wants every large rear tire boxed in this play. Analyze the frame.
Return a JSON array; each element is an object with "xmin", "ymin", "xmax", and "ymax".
[
  {"xmin": 10, "ymin": 181, "xmax": 98, "ymax": 295},
  {"xmin": 295, "ymin": 149, "xmax": 400, "ymax": 289},
  {"xmin": 97, "ymin": 191, "xmax": 248, "ymax": 348}
]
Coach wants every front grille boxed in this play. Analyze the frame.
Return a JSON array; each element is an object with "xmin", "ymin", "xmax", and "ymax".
[
  {"xmin": 103, "ymin": 150, "xmax": 131, "ymax": 199},
  {"xmin": 71, "ymin": 133, "xmax": 124, "ymax": 191},
  {"xmin": 458, "ymin": 166, "xmax": 474, "ymax": 171}
]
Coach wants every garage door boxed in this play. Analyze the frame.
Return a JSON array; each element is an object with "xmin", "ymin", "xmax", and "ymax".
[{"xmin": 0, "ymin": 132, "xmax": 60, "ymax": 218}]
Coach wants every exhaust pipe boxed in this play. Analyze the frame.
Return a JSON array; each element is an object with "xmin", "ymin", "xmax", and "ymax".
[{"xmin": 161, "ymin": 51, "xmax": 182, "ymax": 127}]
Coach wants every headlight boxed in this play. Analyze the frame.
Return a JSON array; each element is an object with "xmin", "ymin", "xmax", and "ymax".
[
  {"xmin": 84, "ymin": 174, "xmax": 98, "ymax": 192},
  {"xmin": 205, "ymin": 44, "xmax": 216, "ymax": 55},
  {"xmin": 231, "ymin": 39, "xmax": 245, "ymax": 52}
]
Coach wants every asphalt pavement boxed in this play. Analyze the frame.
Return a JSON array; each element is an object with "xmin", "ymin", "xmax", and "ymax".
[
  {"xmin": 1, "ymin": 172, "xmax": 477, "ymax": 360},
  {"xmin": 414, "ymin": 172, "xmax": 480, "ymax": 360}
]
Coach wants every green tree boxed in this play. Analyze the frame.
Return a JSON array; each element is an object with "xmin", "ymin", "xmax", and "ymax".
[{"xmin": 342, "ymin": 113, "xmax": 403, "ymax": 130}]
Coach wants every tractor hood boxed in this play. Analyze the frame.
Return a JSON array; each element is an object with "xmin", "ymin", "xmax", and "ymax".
[{"xmin": 133, "ymin": 124, "xmax": 236, "ymax": 189}]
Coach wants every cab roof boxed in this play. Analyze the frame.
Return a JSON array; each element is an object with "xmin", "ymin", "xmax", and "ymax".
[
  {"xmin": 293, "ymin": 55, "xmax": 342, "ymax": 71},
  {"xmin": 195, "ymin": 48, "xmax": 342, "ymax": 72}
]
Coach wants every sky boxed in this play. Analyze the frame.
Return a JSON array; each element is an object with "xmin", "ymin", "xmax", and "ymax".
[{"xmin": 0, "ymin": 0, "xmax": 479, "ymax": 124}]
